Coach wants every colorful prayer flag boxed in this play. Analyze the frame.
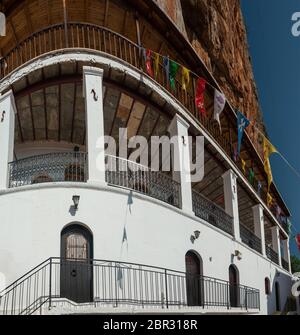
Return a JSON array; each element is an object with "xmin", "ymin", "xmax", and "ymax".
[
  {"xmin": 263, "ymin": 137, "xmax": 278, "ymax": 191},
  {"xmin": 296, "ymin": 234, "xmax": 300, "ymax": 251},
  {"xmin": 153, "ymin": 52, "xmax": 160, "ymax": 78},
  {"xmin": 169, "ymin": 60, "xmax": 179, "ymax": 90},
  {"xmin": 144, "ymin": 49, "xmax": 153, "ymax": 77},
  {"xmin": 237, "ymin": 111, "xmax": 250, "ymax": 156},
  {"xmin": 163, "ymin": 56, "xmax": 170, "ymax": 82},
  {"xmin": 195, "ymin": 78, "xmax": 207, "ymax": 115},
  {"xmin": 241, "ymin": 158, "xmax": 246, "ymax": 175},
  {"xmin": 249, "ymin": 168, "xmax": 254, "ymax": 185},
  {"xmin": 267, "ymin": 193, "xmax": 273, "ymax": 208},
  {"xmin": 213, "ymin": 90, "xmax": 226, "ymax": 131},
  {"xmin": 257, "ymin": 181, "xmax": 262, "ymax": 196},
  {"xmin": 182, "ymin": 67, "xmax": 190, "ymax": 91}
]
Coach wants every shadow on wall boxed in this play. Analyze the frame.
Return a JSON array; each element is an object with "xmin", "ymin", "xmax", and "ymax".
[{"xmin": 267, "ymin": 271, "xmax": 296, "ymax": 315}]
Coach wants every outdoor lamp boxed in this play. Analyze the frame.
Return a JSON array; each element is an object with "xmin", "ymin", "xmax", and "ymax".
[{"xmin": 72, "ymin": 195, "xmax": 80, "ymax": 210}]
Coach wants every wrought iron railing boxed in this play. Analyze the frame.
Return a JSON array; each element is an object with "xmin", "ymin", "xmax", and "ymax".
[
  {"xmin": 240, "ymin": 224, "xmax": 262, "ymax": 254},
  {"xmin": 105, "ymin": 155, "xmax": 181, "ymax": 208},
  {"xmin": 0, "ymin": 21, "xmax": 288, "ymax": 235},
  {"xmin": 0, "ymin": 257, "xmax": 260, "ymax": 315},
  {"xmin": 8, "ymin": 152, "xmax": 87, "ymax": 187},
  {"xmin": 192, "ymin": 190, "xmax": 233, "ymax": 236},
  {"xmin": 281, "ymin": 258, "xmax": 289, "ymax": 272},
  {"xmin": 266, "ymin": 245, "xmax": 279, "ymax": 265}
]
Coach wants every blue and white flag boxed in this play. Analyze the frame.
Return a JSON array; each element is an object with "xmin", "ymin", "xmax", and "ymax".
[
  {"xmin": 214, "ymin": 89, "xmax": 226, "ymax": 131},
  {"xmin": 237, "ymin": 111, "xmax": 250, "ymax": 156}
]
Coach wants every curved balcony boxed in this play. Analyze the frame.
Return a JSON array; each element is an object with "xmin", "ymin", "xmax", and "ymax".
[
  {"xmin": 0, "ymin": 22, "xmax": 289, "ymax": 235},
  {"xmin": 0, "ymin": 257, "xmax": 260, "ymax": 315},
  {"xmin": 192, "ymin": 190, "xmax": 233, "ymax": 236},
  {"xmin": 8, "ymin": 152, "xmax": 88, "ymax": 188}
]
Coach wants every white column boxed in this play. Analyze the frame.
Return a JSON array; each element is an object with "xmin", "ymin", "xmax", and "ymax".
[
  {"xmin": 168, "ymin": 114, "xmax": 193, "ymax": 214},
  {"xmin": 0, "ymin": 90, "xmax": 16, "ymax": 190},
  {"xmin": 282, "ymin": 238, "xmax": 291, "ymax": 272},
  {"xmin": 271, "ymin": 226, "xmax": 282, "ymax": 267},
  {"xmin": 83, "ymin": 66, "xmax": 105, "ymax": 184},
  {"xmin": 222, "ymin": 170, "xmax": 240, "ymax": 241},
  {"xmin": 252, "ymin": 204, "xmax": 266, "ymax": 257}
]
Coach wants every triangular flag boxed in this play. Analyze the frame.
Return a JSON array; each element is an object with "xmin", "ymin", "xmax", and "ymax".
[
  {"xmin": 241, "ymin": 158, "xmax": 246, "ymax": 175},
  {"xmin": 163, "ymin": 56, "xmax": 170, "ymax": 82},
  {"xmin": 144, "ymin": 49, "xmax": 153, "ymax": 77},
  {"xmin": 169, "ymin": 60, "xmax": 179, "ymax": 91},
  {"xmin": 263, "ymin": 137, "xmax": 278, "ymax": 192},
  {"xmin": 213, "ymin": 90, "xmax": 226, "ymax": 131},
  {"xmin": 257, "ymin": 181, "xmax": 262, "ymax": 196},
  {"xmin": 195, "ymin": 78, "xmax": 206, "ymax": 115},
  {"xmin": 287, "ymin": 219, "xmax": 292, "ymax": 236},
  {"xmin": 153, "ymin": 52, "xmax": 160, "ymax": 78},
  {"xmin": 267, "ymin": 193, "xmax": 273, "ymax": 208},
  {"xmin": 296, "ymin": 234, "xmax": 300, "ymax": 251},
  {"xmin": 237, "ymin": 111, "xmax": 250, "ymax": 156},
  {"xmin": 182, "ymin": 67, "xmax": 190, "ymax": 91},
  {"xmin": 249, "ymin": 168, "xmax": 254, "ymax": 185}
]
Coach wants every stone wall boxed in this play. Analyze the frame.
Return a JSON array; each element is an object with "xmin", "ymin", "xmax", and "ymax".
[{"xmin": 154, "ymin": 0, "xmax": 265, "ymax": 143}]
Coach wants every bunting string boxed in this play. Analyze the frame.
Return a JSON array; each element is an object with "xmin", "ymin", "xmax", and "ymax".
[{"xmin": 141, "ymin": 48, "xmax": 300, "ymax": 239}]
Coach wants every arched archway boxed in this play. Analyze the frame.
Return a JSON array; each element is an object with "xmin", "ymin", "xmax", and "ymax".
[
  {"xmin": 60, "ymin": 223, "xmax": 93, "ymax": 303},
  {"xmin": 185, "ymin": 251, "xmax": 203, "ymax": 306},
  {"xmin": 229, "ymin": 264, "xmax": 239, "ymax": 307},
  {"xmin": 275, "ymin": 282, "xmax": 281, "ymax": 311}
]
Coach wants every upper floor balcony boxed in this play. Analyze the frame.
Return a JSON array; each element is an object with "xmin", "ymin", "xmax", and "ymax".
[{"xmin": 0, "ymin": 19, "xmax": 290, "ymax": 236}]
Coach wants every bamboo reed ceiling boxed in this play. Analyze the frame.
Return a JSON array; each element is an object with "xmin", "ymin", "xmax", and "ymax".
[{"xmin": 0, "ymin": 0, "xmax": 290, "ymax": 217}]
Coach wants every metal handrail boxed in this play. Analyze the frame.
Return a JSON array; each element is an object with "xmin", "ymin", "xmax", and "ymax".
[
  {"xmin": 0, "ymin": 257, "xmax": 260, "ymax": 315},
  {"xmin": 240, "ymin": 224, "xmax": 262, "ymax": 254},
  {"xmin": 192, "ymin": 190, "xmax": 233, "ymax": 236},
  {"xmin": 105, "ymin": 155, "xmax": 181, "ymax": 208}
]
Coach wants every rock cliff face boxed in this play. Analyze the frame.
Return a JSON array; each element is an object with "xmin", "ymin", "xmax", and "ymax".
[{"xmin": 154, "ymin": 0, "xmax": 265, "ymax": 143}]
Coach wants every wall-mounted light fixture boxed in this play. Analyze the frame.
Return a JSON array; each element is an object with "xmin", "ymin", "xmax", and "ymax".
[
  {"xmin": 72, "ymin": 195, "xmax": 80, "ymax": 210},
  {"xmin": 234, "ymin": 250, "xmax": 242, "ymax": 260},
  {"xmin": 190, "ymin": 230, "xmax": 201, "ymax": 244}
]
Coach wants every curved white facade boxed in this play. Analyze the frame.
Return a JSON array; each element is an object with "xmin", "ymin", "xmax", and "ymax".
[{"xmin": 0, "ymin": 51, "xmax": 298, "ymax": 315}]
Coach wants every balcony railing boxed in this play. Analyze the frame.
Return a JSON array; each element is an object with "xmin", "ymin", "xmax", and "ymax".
[
  {"xmin": 0, "ymin": 257, "xmax": 260, "ymax": 315},
  {"xmin": 240, "ymin": 224, "xmax": 262, "ymax": 254},
  {"xmin": 0, "ymin": 21, "xmax": 289, "ymax": 235},
  {"xmin": 266, "ymin": 245, "xmax": 279, "ymax": 265},
  {"xmin": 281, "ymin": 258, "xmax": 289, "ymax": 272},
  {"xmin": 105, "ymin": 155, "xmax": 181, "ymax": 208},
  {"xmin": 8, "ymin": 152, "xmax": 88, "ymax": 188},
  {"xmin": 192, "ymin": 190, "xmax": 233, "ymax": 236}
]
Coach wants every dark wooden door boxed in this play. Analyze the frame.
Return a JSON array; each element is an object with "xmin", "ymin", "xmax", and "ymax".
[
  {"xmin": 185, "ymin": 252, "xmax": 202, "ymax": 306},
  {"xmin": 229, "ymin": 265, "xmax": 239, "ymax": 307},
  {"xmin": 60, "ymin": 225, "xmax": 93, "ymax": 303},
  {"xmin": 275, "ymin": 282, "xmax": 281, "ymax": 311}
]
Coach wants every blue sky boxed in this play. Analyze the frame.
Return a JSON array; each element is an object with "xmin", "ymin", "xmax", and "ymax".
[{"xmin": 241, "ymin": 0, "xmax": 300, "ymax": 256}]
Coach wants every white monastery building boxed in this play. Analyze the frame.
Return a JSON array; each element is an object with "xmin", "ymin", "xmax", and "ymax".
[{"xmin": 0, "ymin": 0, "xmax": 299, "ymax": 315}]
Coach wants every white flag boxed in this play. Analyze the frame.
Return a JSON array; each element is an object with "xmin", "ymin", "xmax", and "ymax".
[
  {"xmin": 214, "ymin": 89, "xmax": 226, "ymax": 131},
  {"xmin": 0, "ymin": 13, "xmax": 6, "ymax": 37}
]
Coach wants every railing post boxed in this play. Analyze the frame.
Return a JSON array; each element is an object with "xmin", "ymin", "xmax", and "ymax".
[
  {"xmin": 164, "ymin": 269, "xmax": 169, "ymax": 309},
  {"xmin": 83, "ymin": 66, "xmax": 106, "ymax": 184},
  {"xmin": 49, "ymin": 258, "xmax": 52, "ymax": 311},
  {"xmin": 227, "ymin": 282, "xmax": 230, "ymax": 310},
  {"xmin": 245, "ymin": 287, "xmax": 248, "ymax": 310},
  {"xmin": 271, "ymin": 226, "xmax": 282, "ymax": 267},
  {"xmin": 0, "ymin": 90, "xmax": 17, "ymax": 191},
  {"xmin": 222, "ymin": 170, "xmax": 240, "ymax": 241},
  {"xmin": 252, "ymin": 204, "xmax": 266, "ymax": 256},
  {"xmin": 168, "ymin": 114, "xmax": 194, "ymax": 215}
]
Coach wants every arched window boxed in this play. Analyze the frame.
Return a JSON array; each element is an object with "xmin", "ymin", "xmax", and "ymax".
[
  {"xmin": 185, "ymin": 251, "xmax": 203, "ymax": 306},
  {"xmin": 265, "ymin": 277, "xmax": 271, "ymax": 295},
  {"xmin": 229, "ymin": 265, "xmax": 240, "ymax": 307}
]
